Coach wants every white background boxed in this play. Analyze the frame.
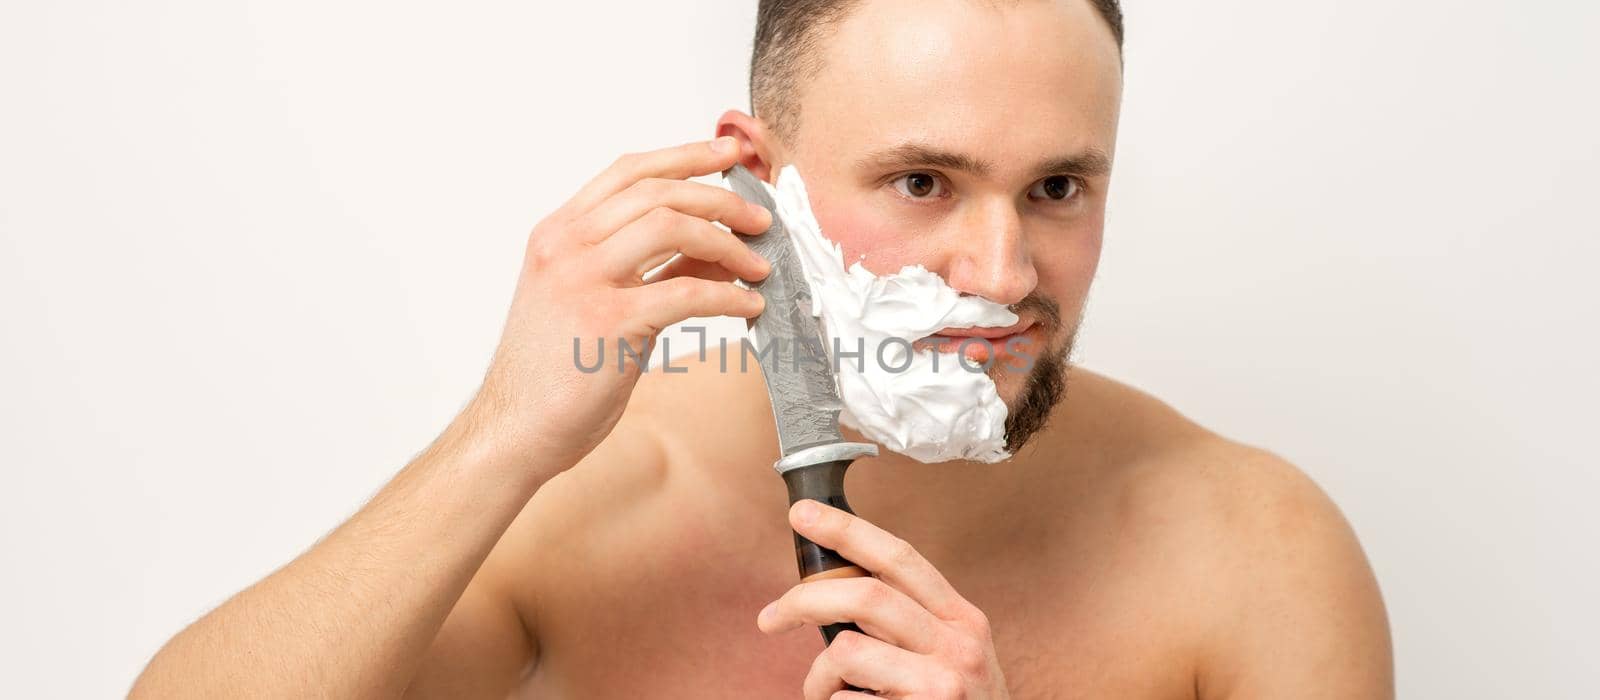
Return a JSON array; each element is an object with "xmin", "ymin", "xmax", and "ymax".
[{"xmin": 2, "ymin": 1, "xmax": 1595, "ymax": 697}]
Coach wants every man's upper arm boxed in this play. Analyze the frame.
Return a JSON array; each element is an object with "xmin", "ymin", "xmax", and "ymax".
[{"xmin": 1201, "ymin": 451, "xmax": 1394, "ymax": 699}]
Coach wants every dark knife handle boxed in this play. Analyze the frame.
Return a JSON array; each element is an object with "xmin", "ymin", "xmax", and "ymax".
[{"xmin": 781, "ymin": 459, "xmax": 871, "ymax": 648}]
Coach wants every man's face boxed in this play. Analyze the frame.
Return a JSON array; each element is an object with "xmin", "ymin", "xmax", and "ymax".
[{"xmin": 772, "ymin": 0, "xmax": 1123, "ymax": 444}]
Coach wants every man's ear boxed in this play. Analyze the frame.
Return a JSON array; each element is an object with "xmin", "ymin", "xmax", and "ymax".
[{"xmin": 714, "ymin": 109, "xmax": 784, "ymax": 183}]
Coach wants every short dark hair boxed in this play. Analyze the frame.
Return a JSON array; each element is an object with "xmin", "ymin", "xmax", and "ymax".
[{"xmin": 749, "ymin": 0, "xmax": 1124, "ymax": 145}]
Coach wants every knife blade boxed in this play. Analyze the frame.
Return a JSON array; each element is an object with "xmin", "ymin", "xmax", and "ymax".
[{"xmin": 722, "ymin": 164, "xmax": 871, "ymax": 462}]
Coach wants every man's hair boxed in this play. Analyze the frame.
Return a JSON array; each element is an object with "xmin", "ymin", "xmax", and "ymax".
[{"xmin": 750, "ymin": 0, "xmax": 1125, "ymax": 145}]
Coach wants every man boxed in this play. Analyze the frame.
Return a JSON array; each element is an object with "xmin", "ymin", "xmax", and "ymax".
[{"xmin": 132, "ymin": 0, "xmax": 1393, "ymax": 697}]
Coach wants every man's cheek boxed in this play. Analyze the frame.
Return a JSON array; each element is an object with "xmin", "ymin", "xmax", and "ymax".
[{"xmin": 813, "ymin": 206, "xmax": 926, "ymax": 275}]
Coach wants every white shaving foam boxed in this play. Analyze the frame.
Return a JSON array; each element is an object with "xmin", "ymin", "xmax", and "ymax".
[{"xmin": 743, "ymin": 164, "xmax": 1016, "ymax": 463}]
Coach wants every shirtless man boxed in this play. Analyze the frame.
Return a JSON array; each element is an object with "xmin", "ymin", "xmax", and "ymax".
[{"xmin": 131, "ymin": 0, "xmax": 1393, "ymax": 697}]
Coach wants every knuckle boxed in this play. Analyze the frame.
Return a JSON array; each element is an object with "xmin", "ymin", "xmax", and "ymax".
[
  {"xmin": 948, "ymin": 601, "xmax": 994, "ymax": 642},
  {"xmin": 524, "ymin": 231, "xmax": 560, "ymax": 270},
  {"xmin": 716, "ymin": 231, "xmax": 752, "ymax": 263},
  {"xmin": 829, "ymin": 629, "xmax": 866, "ymax": 656},
  {"xmin": 967, "ymin": 606, "xmax": 994, "ymax": 640},
  {"xmin": 890, "ymin": 536, "xmax": 919, "ymax": 566},
  {"xmin": 930, "ymin": 669, "xmax": 966, "ymax": 697},
  {"xmin": 669, "ymin": 278, "xmax": 711, "ymax": 305},
  {"xmin": 610, "ymin": 151, "xmax": 639, "ymax": 170},
  {"xmin": 857, "ymin": 578, "xmax": 892, "ymax": 607},
  {"xmin": 645, "ymin": 205, "xmax": 681, "ymax": 229},
  {"xmin": 723, "ymin": 190, "xmax": 757, "ymax": 220},
  {"xmin": 950, "ymin": 635, "xmax": 987, "ymax": 675},
  {"xmin": 632, "ymin": 176, "xmax": 671, "ymax": 200},
  {"xmin": 692, "ymin": 214, "xmax": 725, "ymax": 239}
]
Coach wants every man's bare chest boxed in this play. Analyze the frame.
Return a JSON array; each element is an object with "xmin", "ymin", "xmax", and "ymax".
[{"xmin": 511, "ymin": 545, "xmax": 1195, "ymax": 699}]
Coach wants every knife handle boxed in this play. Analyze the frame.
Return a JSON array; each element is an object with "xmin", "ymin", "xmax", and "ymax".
[{"xmin": 781, "ymin": 459, "xmax": 868, "ymax": 646}]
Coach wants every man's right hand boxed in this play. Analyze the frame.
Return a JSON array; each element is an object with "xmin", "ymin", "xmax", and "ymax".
[{"xmin": 472, "ymin": 136, "xmax": 773, "ymax": 470}]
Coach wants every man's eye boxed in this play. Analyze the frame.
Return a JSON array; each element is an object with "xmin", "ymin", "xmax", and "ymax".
[
  {"xmin": 1029, "ymin": 175, "xmax": 1080, "ymax": 202},
  {"xmin": 892, "ymin": 172, "xmax": 943, "ymax": 199}
]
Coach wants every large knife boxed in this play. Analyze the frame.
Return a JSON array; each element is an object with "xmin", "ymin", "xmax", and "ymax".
[{"xmin": 723, "ymin": 164, "xmax": 879, "ymax": 646}]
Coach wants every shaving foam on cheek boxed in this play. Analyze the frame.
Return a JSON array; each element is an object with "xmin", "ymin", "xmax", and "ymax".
[{"xmin": 744, "ymin": 164, "xmax": 1017, "ymax": 464}]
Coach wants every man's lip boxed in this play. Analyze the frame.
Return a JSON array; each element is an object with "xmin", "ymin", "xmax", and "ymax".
[{"xmin": 927, "ymin": 320, "xmax": 1036, "ymax": 340}]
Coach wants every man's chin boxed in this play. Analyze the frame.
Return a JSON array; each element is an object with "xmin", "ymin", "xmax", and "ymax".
[
  {"xmin": 990, "ymin": 369, "xmax": 1032, "ymax": 409},
  {"xmin": 993, "ymin": 342, "xmax": 1072, "ymax": 454}
]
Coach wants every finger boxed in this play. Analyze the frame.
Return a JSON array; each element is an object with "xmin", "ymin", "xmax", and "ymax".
[
  {"xmin": 642, "ymin": 254, "xmax": 742, "ymax": 284},
  {"xmin": 802, "ymin": 630, "xmax": 943, "ymax": 699},
  {"xmin": 596, "ymin": 206, "xmax": 770, "ymax": 284},
  {"xmin": 790, "ymin": 500, "xmax": 971, "ymax": 622},
  {"xmin": 621, "ymin": 277, "xmax": 764, "ymax": 336},
  {"xmin": 574, "ymin": 176, "xmax": 772, "ymax": 245},
  {"xmin": 561, "ymin": 136, "xmax": 746, "ymax": 222},
  {"xmin": 758, "ymin": 577, "xmax": 945, "ymax": 655}
]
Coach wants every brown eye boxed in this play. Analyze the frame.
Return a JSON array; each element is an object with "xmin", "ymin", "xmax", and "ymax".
[
  {"xmin": 893, "ymin": 172, "xmax": 942, "ymax": 199},
  {"xmin": 1029, "ymin": 175, "xmax": 1079, "ymax": 201}
]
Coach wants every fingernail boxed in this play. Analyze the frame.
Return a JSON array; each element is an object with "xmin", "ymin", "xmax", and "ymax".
[
  {"xmin": 795, "ymin": 500, "xmax": 819, "ymax": 525},
  {"xmin": 711, "ymin": 136, "xmax": 736, "ymax": 154},
  {"xmin": 758, "ymin": 601, "xmax": 777, "ymax": 625}
]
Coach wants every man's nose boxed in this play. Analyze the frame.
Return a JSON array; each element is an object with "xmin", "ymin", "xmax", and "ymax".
[{"xmin": 940, "ymin": 199, "xmax": 1038, "ymax": 306}]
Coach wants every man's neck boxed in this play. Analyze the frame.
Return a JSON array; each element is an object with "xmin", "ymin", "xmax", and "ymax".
[{"xmin": 837, "ymin": 398, "xmax": 1090, "ymax": 565}]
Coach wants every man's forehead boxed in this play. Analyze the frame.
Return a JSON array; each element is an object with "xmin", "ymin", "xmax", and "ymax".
[{"xmin": 792, "ymin": 0, "xmax": 1122, "ymax": 167}]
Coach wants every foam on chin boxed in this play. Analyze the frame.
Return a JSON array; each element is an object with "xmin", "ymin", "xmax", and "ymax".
[{"xmin": 749, "ymin": 164, "xmax": 1015, "ymax": 464}]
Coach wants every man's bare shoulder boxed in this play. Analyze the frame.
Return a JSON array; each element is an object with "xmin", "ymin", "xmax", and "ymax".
[
  {"xmin": 1070, "ymin": 368, "xmax": 1393, "ymax": 696},
  {"xmin": 1061, "ymin": 368, "xmax": 1361, "ymax": 559}
]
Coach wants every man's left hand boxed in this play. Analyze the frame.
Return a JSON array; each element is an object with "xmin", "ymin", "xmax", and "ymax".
[{"xmin": 757, "ymin": 499, "xmax": 1011, "ymax": 698}]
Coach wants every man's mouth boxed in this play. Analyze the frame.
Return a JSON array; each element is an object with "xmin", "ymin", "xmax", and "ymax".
[{"xmin": 912, "ymin": 320, "xmax": 1041, "ymax": 364}]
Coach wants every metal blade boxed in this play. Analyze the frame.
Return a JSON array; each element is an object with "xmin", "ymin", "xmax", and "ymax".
[{"xmin": 723, "ymin": 164, "xmax": 849, "ymax": 457}]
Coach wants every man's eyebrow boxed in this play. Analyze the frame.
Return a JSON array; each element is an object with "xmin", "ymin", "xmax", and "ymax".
[
  {"xmin": 854, "ymin": 141, "xmax": 1113, "ymax": 180},
  {"xmin": 855, "ymin": 142, "xmax": 996, "ymax": 177},
  {"xmin": 1032, "ymin": 149, "xmax": 1113, "ymax": 179}
]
